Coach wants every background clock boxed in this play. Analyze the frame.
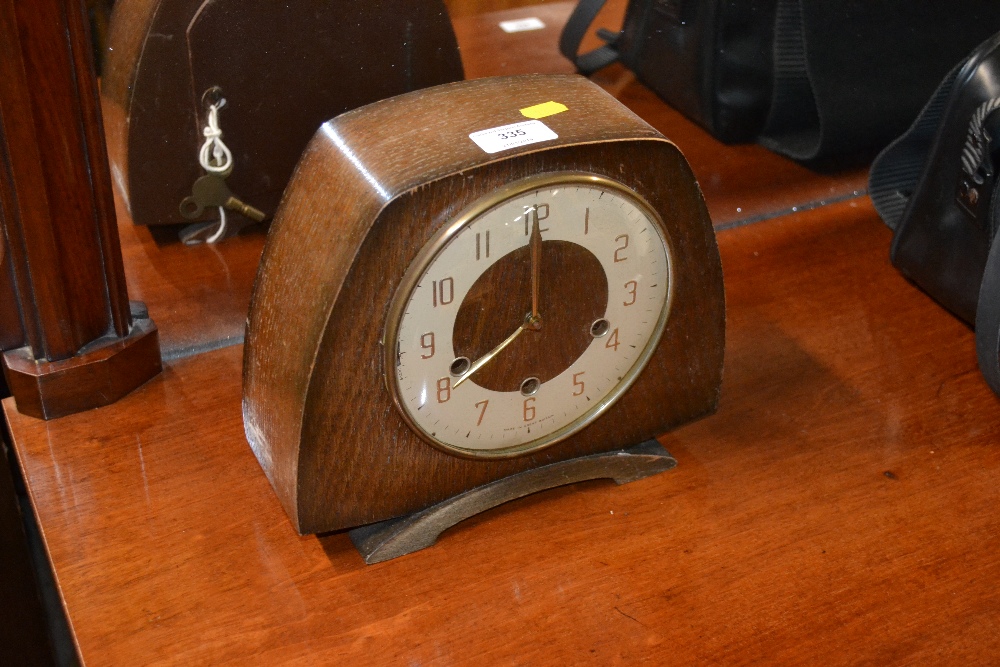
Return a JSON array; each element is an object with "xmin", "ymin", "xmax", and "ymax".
[
  {"xmin": 243, "ymin": 74, "xmax": 725, "ymax": 536},
  {"xmin": 101, "ymin": 0, "xmax": 462, "ymax": 227}
]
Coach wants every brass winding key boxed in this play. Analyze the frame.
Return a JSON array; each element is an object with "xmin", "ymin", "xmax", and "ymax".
[{"xmin": 179, "ymin": 174, "xmax": 267, "ymax": 222}]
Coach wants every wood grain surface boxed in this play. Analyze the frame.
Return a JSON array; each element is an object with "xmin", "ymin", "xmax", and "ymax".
[
  {"xmin": 444, "ymin": 0, "xmax": 563, "ymax": 19},
  {"xmin": 9, "ymin": 197, "xmax": 1000, "ymax": 664},
  {"xmin": 6, "ymin": 2, "xmax": 976, "ymax": 663}
]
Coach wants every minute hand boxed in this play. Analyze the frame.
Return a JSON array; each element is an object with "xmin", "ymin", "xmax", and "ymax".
[
  {"xmin": 453, "ymin": 320, "xmax": 530, "ymax": 388},
  {"xmin": 529, "ymin": 212, "xmax": 543, "ymax": 329}
]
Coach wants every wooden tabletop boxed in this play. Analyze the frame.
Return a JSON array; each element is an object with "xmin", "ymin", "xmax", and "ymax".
[{"xmin": 9, "ymin": 3, "xmax": 997, "ymax": 664}]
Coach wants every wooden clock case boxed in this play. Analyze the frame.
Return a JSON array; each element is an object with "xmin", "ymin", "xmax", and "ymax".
[
  {"xmin": 100, "ymin": 0, "xmax": 463, "ymax": 227},
  {"xmin": 243, "ymin": 74, "xmax": 725, "ymax": 534}
]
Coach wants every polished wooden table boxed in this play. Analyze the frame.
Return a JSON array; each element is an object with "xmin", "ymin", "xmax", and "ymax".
[{"xmin": 8, "ymin": 3, "xmax": 999, "ymax": 664}]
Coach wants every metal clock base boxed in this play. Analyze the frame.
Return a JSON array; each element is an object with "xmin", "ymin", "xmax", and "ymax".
[{"xmin": 348, "ymin": 439, "xmax": 677, "ymax": 564}]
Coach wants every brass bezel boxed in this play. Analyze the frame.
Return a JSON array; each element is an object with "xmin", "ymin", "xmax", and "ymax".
[{"xmin": 381, "ymin": 172, "xmax": 675, "ymax": 459}]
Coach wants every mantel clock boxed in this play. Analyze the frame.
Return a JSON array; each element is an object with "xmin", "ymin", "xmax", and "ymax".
[{"xmin": 242, "ymin": 75, "xmax": 724, "ymax": 560}]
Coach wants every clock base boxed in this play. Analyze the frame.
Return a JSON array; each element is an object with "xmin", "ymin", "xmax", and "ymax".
[{"xmin": 348, "ymin": 440, "xmax": 677, "ymax": 564}]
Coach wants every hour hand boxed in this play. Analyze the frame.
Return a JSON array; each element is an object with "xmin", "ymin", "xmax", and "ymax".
[{"xmin": 453, "ymin": 314, "xmax": 534, "ymax": 388}]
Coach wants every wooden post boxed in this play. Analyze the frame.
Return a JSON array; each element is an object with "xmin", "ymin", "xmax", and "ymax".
[{"xmin": 0, "ymin": 0, "xmax": 161, "ymax": 420}]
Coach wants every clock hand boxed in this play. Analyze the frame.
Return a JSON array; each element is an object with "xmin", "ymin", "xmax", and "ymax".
[
  {"xmin": 529, "ymin": 211, "xmax": 543, "ymax": 330},
  {"xmin": 454, "ymin": 212, "xmax": 544, "ymax": 390},
  {"xmin": 453, "ymin": 313, "xmax": 539, "ymax": 388}
]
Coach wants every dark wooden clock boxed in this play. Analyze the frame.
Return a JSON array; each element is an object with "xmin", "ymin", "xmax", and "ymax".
[
  {"xmin": 100, "ymin": 0, "xmax": 463, "ymax": 228},
  {"xmin": 242, "ymin": 74, "xmax": 724, "ymax": 559}
]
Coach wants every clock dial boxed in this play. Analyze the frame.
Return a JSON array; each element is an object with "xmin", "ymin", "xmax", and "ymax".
[{"xmin": 385, "ymin": 173, "xmax": 674, "ymax": 458}]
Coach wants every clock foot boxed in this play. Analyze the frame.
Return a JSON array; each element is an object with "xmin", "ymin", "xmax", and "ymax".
[{"xmin": 348, "ymin": 439, "xmax": 677, "ymax": 565}]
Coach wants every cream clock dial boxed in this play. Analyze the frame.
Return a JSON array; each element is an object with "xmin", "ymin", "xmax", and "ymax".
[{"xmin": 385, "ymin": 173, "xmax": 674, "ymax": 458}]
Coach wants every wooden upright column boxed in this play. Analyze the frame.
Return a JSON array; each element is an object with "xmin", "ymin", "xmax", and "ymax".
[{"xmin": 0, "ymin": 0, "xmax": 161, "ymax": 420}]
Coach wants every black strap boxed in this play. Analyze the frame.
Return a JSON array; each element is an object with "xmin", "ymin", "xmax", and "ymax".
[
  {"xmin": 756, "ymin": 0, "xmax": 821, "ymax": 160},
  {"xmin": 976, "ymin": 116, "xmax": 1000, "ymax": 397},
  {"xmin": 976, "ymin": 197, "xmax": 1000, "ymax": 396},
  {"xmin": 559, "ymin": 0, "xmax": 620, "ymax": 75},
  {"xmin": 760, "ymin": 1, "xmax": 998, "ymax": 162},
  {"xmin": 868, "ymin": 64, "xmax": 961, "ymax": 231}
]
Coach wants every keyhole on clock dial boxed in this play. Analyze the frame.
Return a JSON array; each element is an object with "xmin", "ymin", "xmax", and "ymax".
[{"xmin": 452, "ymin": 240, "xmax": 608, "ymax": 392}]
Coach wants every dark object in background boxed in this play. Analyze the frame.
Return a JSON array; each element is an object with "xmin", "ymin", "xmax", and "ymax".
[
  {"xmin": 101, "ymin": 0, "xmax": 463, "ymax": 228},
  {"xmin": 86, "ymin": 0, "xmax": 114, "ymax": 74},
  {"xmin": 562, "ymin": 0, "xmax": 1000, "ymax": 160},
  {"xmin": 870, "ymin": 31, "xmax": 1000, "ymax": 396},
  {"xmin": 758, "ymin": 1, "xmax": 1000, "ymax": 161},
  {"xmin": 560, "ymin": 0, "xmax": 775, "ymax": 144}
]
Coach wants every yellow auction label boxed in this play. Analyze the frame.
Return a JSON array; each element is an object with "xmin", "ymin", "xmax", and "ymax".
[{"xmin": 519, "ymin": 101, "xmax": 568, "ymax": 119}]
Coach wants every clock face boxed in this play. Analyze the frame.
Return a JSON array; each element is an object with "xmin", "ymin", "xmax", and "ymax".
[{"xmin": 383, "ymin": 172, "xmax": 673, "ymax": 458}]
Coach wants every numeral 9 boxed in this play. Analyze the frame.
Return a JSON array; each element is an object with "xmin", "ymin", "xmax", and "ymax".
[{"xmin": 420, "ymin": 332, "xmax": 435, "ymax": 359}]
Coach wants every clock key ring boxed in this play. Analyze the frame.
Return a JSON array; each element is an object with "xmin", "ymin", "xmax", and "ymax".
[{"xmin": 180, "ymin": 174, "xmax": 267, "ymax": 222}]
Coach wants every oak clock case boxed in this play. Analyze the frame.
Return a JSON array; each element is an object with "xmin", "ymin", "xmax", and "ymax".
[{"xmin": 243, "ymin": 74, "xmax": 725, "ymax": 535}]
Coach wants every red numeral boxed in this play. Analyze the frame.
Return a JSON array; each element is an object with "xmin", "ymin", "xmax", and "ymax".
[
  {"xmin": 605, "ymin": 328, "xmax": 620, "ymax": 351},
  {"xmin": 624, "ymin": 280, "xmax": 637, "ymax": 306},
  {"xmin": 420, "ymin": 332, "xmax": 435, "ymax": 359},
  {"xmin": 436, "ymin": 377, "xmax": 451, "ymax": 403},
  {"xmin": 614, "ymin": 234, "xmax": 629, "ymax": 262}
]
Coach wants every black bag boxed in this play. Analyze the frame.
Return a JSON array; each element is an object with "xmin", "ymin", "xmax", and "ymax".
[
  {"xmin": 559, "ymin": 0, "xmax": 774, "ymax": 144},
  {"xmin": 561, "ymin": 0, "xmax": 1000, "ymax": 160},
  {"xmin": 870, "ymin": 32, "xmax": 1000, "ymax": 395}
]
